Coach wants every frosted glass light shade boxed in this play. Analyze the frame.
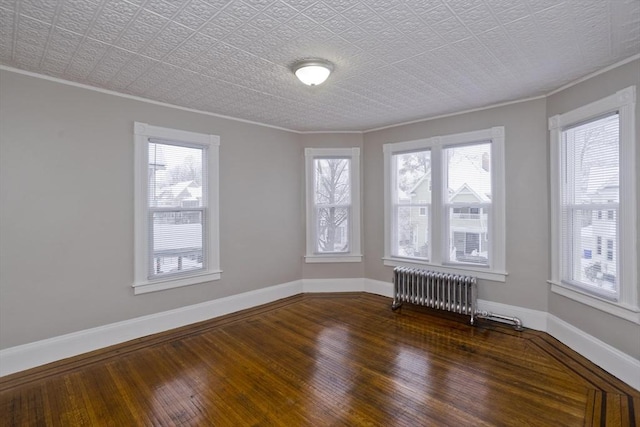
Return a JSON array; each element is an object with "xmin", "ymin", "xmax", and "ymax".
[{"xmin": 293, "ymin": 60, "xmax": 333, "ymax": 86}]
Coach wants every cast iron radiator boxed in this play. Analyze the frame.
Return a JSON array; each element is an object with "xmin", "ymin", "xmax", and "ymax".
[{"xmin": 391, "ymin": 267, "xmax": 477, "ymax": 325}]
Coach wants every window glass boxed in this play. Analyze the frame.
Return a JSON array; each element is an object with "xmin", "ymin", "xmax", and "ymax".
[
  {"xmin": 305, "ymin": 148, "xmax": 361, "ymax": 262},
  {"xmin": 313, "ymin": 158, "xmax": 351, "ymax": 253},
  {"xmin": 392, "ymin": 150, "xmax": 431, "ymax": 259},
  {"xmin": 148, "ymin": 142, "xmax": 206, "ymax": 278},
  {"xmin": 561, "ymin": 114, "xmax": 619, "ymax": 294},
  {"xmin": 445, "ymin": 143, "xmax": 491, "ymax": 265}
]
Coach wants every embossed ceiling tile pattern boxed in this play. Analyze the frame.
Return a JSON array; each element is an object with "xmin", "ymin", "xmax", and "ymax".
[{"xmin": 1, "ymin": 0, "xmax": 638, "ymax": 131}]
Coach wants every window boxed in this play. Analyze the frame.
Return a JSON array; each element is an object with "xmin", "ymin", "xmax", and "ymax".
[
  {"xmin": 418, "ymin": 200, "xmax": 427, "ymax": 216},
  {"xmin": 305, "ymin": 148, "xmax": 361, "ymax": 263},
  {"xmin": 549, "ymin": 86, "xmax": 638, "ymax": 323},
  {"xmin": 133, "ymin": 122, "xmax": 220, "ymax": 294},
  {"xmin": 606, "ymin": 239, "xmax": 614, "ymax": 261},
  {"xmin": 607, "ymin": 200, "xmax": 614, "ymax": 220},
  {"xmin": 384, "ymin": 127, "xmax": 506, "ymax": 281}
]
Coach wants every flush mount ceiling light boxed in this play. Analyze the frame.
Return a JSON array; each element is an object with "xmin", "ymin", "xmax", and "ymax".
[{"xmin": 292, "ymin": 59, "xmax": 334, "ymax": 86}]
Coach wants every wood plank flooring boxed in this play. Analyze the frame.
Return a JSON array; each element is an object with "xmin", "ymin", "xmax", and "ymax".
[{"xmin": 1, "ymin": 293, "xmax": 638, "ymax": 426}]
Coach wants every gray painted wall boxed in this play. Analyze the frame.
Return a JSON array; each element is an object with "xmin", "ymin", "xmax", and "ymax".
[
  {"xmin": 1, "ymin": 60, "xmax": 638, "ymax": 361},
  {"xmin": 362, "ymin": 98, "xmax": 550, "ymax": 312},
  {"xmin": 546, "ymin": 59, "xmax": 640, "ymax": 359},
  {"xmin": 0, "ymin": 71, "xmax": 303, "ymax": 349}
]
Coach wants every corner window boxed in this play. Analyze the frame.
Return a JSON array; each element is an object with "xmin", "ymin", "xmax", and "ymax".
[
  {"xmin": 305, "ymin": 148, "xmax": 362, "ymax": 263},
  {"xmin": 383, "ymin": 127, "xmax": 506, "ymax": 282},
  {"xmin": 549, "ymin": 86, "xmax": 638, "ymax": 323},
  {"xmin": 133, "ymin": 122, "xmax": 221, "ymax": 294}
]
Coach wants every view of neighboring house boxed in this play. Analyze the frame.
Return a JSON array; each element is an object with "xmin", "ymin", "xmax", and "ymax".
[
  {"xmin": 404, "ymin": 176, "xmax": 431, "ymax": 258},
  {"xmin": 580, "ymin": 181, "xmax": 618, "ymax": 291},
  {"xmin": 157, "ymin": 181, "xmax": 202, "ymax": 209},
  {"xmin": 404, "ymin": 147, "xmax": 491, "ymax": 264}
]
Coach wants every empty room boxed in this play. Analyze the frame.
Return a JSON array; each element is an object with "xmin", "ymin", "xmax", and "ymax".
[{"xmin": 0, "ymin": 0, "xmax": 639, "ymax": 425}]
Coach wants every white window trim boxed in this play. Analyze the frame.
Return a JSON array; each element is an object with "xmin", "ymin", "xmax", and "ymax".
[
  {"xmin": 383, "ymin": 127, "xmax": 506, "ymax": 282},
  {"xmin": 548, "ymin": 86, "xmax": 639, "ymax": 323},
  {"xmin": 305, "ymin": 147, "xmax": 362, "ymax": 263},
  {"xmin": 133, "ymin": 122, "xmax": 221, "ymax": 295}
]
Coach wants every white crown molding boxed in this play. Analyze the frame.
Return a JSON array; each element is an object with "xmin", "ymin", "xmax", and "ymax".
[
  {"xmin": 546, "ymin": 53, "xmax": 640, "ymax": 97},
  {"xmin": 0, "ymin": 65, "xmax": 301, "ymax": 134},
  {"xmin": 4, "ymin": 54, "xmax": 638, "ymax": 135},
  {"xmin": 364, "ymin": 95, "xmax": 546, "ymax": 133},
  {"xmin": 299, "ymin": 130, "xmax": 363, "ymax": 135},
  {"xmin": 1, "ymin": 278, "xmax": 637, "ymax": 391}
]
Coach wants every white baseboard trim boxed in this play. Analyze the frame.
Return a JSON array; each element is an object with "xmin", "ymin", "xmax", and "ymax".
[
  {"xmin": 302, "ymin": 278, "xmax": 365, "ymax": 293},
  {"xmin": 364, "ymin": 278, "xmax": 394, "ymax": 297},
  {"xmin": 547, "ymin": 314, "xmax": 640, "ymax": 391},
  {"xmin": 2, "ymin": 277, "xmax": 638, "ymax": 391},
  {"xmin": 0, "ymin": 280, "xmax": 302, "ymax": 377},
  {"xmin": 477, "ymin": 299, "xmax": 549, "ymax": 331}
]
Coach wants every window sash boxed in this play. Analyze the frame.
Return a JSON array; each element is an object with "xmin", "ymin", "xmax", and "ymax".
[
  {"xmin": 147, "ymin": 140, "xmax": 208, "ymax": 281},
  {"xmin": 314, "ymin": 206, "xmax": 350, "ymax": 254},
  {"xmin": 390, "ymin": 148, "xmax": 431, "ymax": 260},
  {"xmin": 148, "ymin": 207, "xmax": 207, "ymax": 279},
  {"xmin": 445, "ymin": 203, "xmax": 490, "ymax": 266},
  {"xmin": 304, "ymin": 148, "xmax": 361, "ymax": 262},
  {"xmin": 559, "ymin": 113, "xmax": 620, "ymax": 298},
  {"xmin": 312, "ymin": 156, "xmax": 352, "ymax": 254},
  {"xmin": 561, "ymin": 206, "xmax": 618, "ymax": 298},
  {"xmin": 391, "ymin": 203, "xmax": 430, "ymax": 260}
]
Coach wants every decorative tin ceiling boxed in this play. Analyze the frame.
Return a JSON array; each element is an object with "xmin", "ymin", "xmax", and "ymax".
[{"xmin": 1, "ymin": 0, "xmax": 638, "ymax": 131}]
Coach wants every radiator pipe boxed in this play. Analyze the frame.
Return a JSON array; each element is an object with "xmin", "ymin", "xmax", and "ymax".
[{"xmin": 475, "ymin": 310, "xmax": 524, "ymax": 331}]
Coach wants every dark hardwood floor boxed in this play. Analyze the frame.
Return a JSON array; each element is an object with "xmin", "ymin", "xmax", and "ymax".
[{"xmin": 1, "ymin": 293, "xmax": 638, "ymax": 426}]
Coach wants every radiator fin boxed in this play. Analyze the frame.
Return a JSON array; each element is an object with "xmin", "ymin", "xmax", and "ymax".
[{"xmin": 391, "ymin": 267, "xmax": 477, "ymax": 325}]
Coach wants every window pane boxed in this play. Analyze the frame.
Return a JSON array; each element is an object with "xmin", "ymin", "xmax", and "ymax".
[
  {"xmin": 448, "ymin": 207, "xmax": 488, "ymax": 265},
  {"xmin": 314, "ymin": 158, "xmax": 350, "ymax": 205},
  {"xmin": 151, "ymin": 211, "xmax": 204, "ymax": 276},
  {"xmin": 446, "ymin": 143, "xmax": 491, "ymax": 203},
  {"xmin": 565, "ymin": 114, "xmax": 619, "ymax": 204},
  {"xmin": 394, "ymin": 151, "xmax": 431, "ymax": 203},
  {"xmin": 316, "ymin": 207, "xmax": 349, "ymax": 253},
  {"xmin": 562, "ymin": 113, "xmax": 619, "ymax": 294},
  {"xmin": 394, "ymin": 206, "xmax": 429, "ymax": 259},
  {"xmin": 566, "ymin": 208, "xmax": 617, "ymax": 293},
  {"xmin": 392, "ymin": 151, "xmax": 431, "ymax": 259},
  {"xmin": 149, "ymin": 142, "xmax": 204, "ymax": 208},
  {"xmin": 445, "ymin": 143, "xmax": 491, "ymax": 265}
]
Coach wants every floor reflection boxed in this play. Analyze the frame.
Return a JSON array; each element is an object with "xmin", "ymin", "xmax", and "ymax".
[{"xmin": 310, "ymin": 325, "xmax": 354, "ymax": 417}]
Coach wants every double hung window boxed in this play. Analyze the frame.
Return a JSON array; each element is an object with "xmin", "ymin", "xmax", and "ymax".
[
  {"xmin": 549, "ymin": 86, "xmax": 638, "ymax": 322},
  {"xmin": 384, "ymin": 127, "xmax": 505, "ymax": 281},
  {"xmin": 305, "ymin": 148, "xmax": 362, "ymax": 263},
  {"xmin": 133, "ymin": 122, "xmax": 221, "ymax": 294}
]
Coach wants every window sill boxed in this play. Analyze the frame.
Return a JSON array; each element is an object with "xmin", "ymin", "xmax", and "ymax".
[
  {"xmin": 548, "ymin": 280, "xmax": 640, "ymax": 324},
  {"xmin": 305, "ymin": 254, "xmax": 363, "ymax": 263},
  {"xmin": 133, "ymin": 270, "xmax": 222, "ymax": 295},
  {"xmin": 383, "ymin": 257, "xmax": 507, "ymax": 282}
]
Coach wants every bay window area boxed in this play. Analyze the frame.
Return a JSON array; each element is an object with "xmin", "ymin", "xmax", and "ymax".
[{"xmin": 383, "ymin": 127, "xmax": 506, "ymax": 282}]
